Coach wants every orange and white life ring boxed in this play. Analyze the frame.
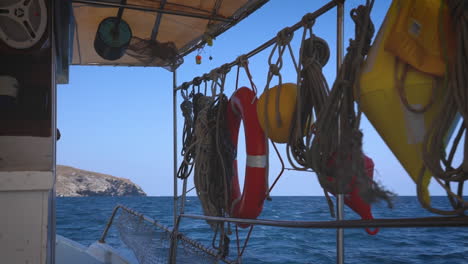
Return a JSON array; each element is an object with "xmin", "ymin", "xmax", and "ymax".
[{"xmin": 226, "ymin": 87, "xmax": 268, "ymax": 226}]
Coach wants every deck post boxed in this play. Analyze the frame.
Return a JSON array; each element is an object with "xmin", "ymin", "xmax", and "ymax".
[
  {"xmin": 336, "ymin": 1, "xmax": 345, "ymax": 264},
  {"xmin": 171, "ymin": 69, "xmax": 179, "ymax": 264}
]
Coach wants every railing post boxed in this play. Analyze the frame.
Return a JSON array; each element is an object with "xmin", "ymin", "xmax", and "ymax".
[
  {"xmin": 336, "ymin": 1, "xmax": 345, "ymax": 264},
  {"xmin": 99, "ymin": 205, "xmax": 121, "ymax": 243},
  {"xmin": 171, "ymin": 69, "xmax": 179, "ymax": 264}
]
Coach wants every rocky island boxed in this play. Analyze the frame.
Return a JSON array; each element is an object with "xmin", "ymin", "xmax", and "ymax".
[{"xmin": 56, "ymin": 165, "xmax": 146, "ymax": 197}]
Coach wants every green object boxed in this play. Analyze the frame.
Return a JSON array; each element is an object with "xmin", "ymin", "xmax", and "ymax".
[{"xmin": 94, "ymin": 17, "xmax": 132, "ymax": 61}]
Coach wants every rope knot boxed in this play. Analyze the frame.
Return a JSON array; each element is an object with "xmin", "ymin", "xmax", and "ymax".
[
  {"xmin": 301, "ymin": 13, "xmax": 316, "ymax": 28},
  {"xmin": 276, "ymin": 27, "xmax": 294, "ymax": 46},
  {"xmin": 209, "ymin": 68, "xmax": 219, "ymax": 81},
  {"xmin": 219, "ymin": 63, "xmax": 231, "ymax": 75},
  {"xmin": 202, "ymin": 73, "xmax": 210, "ymax": 82},
  {"xmin": 180, "ymin": 100, "xmax": 193, "ymax": 118},
  {"xmin": 193, "ymin": 77, "xmax": 202, "ymax": 86},
  {"xmin": 269, "ymin": 64, "xmax": 280, "ymax": 76},
  {"xmin": 236, "ymin": 55, "xmax": 249, "ymax": 68},
  {"xmin": 350, "ymin": 5, "xmax": 374, "ymax": 56},
  {"xmin": 181, "ymin": 82, "xmax": 190, "ymax": 90},
  {"xmin": 301, "ymin": 36, "xmax": 330, "ymax": 68},
  {"xmin": 301, "ymin": 57, "xmax": 320, "ymax": 70},
  {"xmin": 181, "ymin": 82, "xmax": 190, "ymax": 99}
]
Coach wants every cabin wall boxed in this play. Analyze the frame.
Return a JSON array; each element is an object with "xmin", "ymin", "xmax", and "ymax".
[
  {"xmin": 0, "ymin": 0, "xmax": 56, "ymax": 263},
  {"xmin": 0, "ymin": 136, "xmax": 53, "ymax": 171}
]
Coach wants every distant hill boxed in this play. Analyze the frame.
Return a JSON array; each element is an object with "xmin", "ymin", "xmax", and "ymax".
[{"xmin": 56, "ymin": 165, "xmax": 146, "ymax": 197}]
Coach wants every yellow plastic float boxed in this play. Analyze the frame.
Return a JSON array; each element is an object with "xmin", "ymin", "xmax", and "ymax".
[
  {"xmin": 359, "ymin": 0, "xmax": 455, "ymax": 204},
  {"xmin": 257, "ymin": 83, "xmax": 297, "ymax": 143}
]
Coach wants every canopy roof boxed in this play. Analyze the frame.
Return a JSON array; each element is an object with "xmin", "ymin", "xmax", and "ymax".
[{"xmin": 71, "ymin": 0, "xmax": 268, "ymax": 68}]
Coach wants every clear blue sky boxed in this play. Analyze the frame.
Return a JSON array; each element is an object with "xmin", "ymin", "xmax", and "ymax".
[{"xmin": 57, "ymin": 0, "xmax": 465, "ymax": 197}]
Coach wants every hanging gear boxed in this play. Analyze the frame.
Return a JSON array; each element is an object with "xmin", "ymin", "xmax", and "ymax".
[
  {"xmin": 419, "ymin": 0, "xmax": 468, "ymax": 215},
  {"xmin": 310, "ymin": 1, "xmax": 394, "ymax": 214}
]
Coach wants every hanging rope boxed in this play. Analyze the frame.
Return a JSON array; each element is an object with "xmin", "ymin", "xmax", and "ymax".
[
  {"xmin": 177, "ymin": 80, "xmax": 202, "ymax": 179},
  {"xmin": 262, "ymin": 26, "xmax": 299, "ymax": 134},
  {"xmin": 394, "ymin": 58, "xmax": 437, "ymax": 114},
  {"xmin": 287, "ymin": 14, "xmax": 330, "ymax": 171},
  {"xmin": 419, "ymin": 0, "xmax": 468, "ymax": 215},
  {"xmin": 189, "ymin": 65, "xmax": 235, "ymax": 257},
  {"xmin": 258, "ymin": 27, "xmax": 300, "ymax": 198},
  {"xmin": 283, "ymin": 14, "xmax": 336, "ymax": 215},
  {"xmin": 235, "ymin": 55, "xmax": 257, "ymax": 94},
  {"xmin": 310, "ymin": 0, "xmax": 394, "ymax": 208}
]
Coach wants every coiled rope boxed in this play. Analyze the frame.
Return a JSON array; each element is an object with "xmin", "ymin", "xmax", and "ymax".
[
  {"xmin": 285, "ymin": 15, "xmax": 336, "ymax": 214},
  {"xmin": 287, "ymin": 15, "xmax": 330, "ymax": 171},
  {"xmin": 177, "ymin": 80, "xmax": 201, "ymax": 179},
  {"xmin": 419, "ymin": 0, "xmax": 468, "ymax": 215},
  {"xmin": 310, "ymin": 0, "xmax": 394, "ymax": 208},
  {"xmin": 189, "ymin": 65, "xmax": 235, "ymax": 257}
]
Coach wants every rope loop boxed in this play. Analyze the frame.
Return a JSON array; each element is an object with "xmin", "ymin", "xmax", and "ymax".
[
  {"xmin": 276, "ymin": 27, "xmax": 294, "ymax": 46},
  {"xmin": 269, "ymin": 64, "xmax": 281, "ymax": 76},
  {"xmin": 181, "ymin": 82, "xmax": 190, "ymax": 90},
  {"xmin": 301, "ymin": 13, "xmax": 316, "ymax": 28},
  {"xmin": 181, "ymin": 82, "xmax": 190, "ymax": 100},
  {"xmin": 219, "ymin": 63, "xmax": 232, "ymax": 75},
  {"xmin": 209, "ymin": 68, "xmax": 219, "ymax": 81},
  {"xmin": 349, "ymin": 4, "xmax": 374, "ymax": 56},
  {"xmin": 301, "ymin": 57, "xmax": 321, "ymax": 70},
  {"xmin": 202, "ymin": 73, "xmax": 211, "ymax": 82},
  {"xmin": 193, "ymin": 77, "xmax": 202, "ymax": 86},
  {"xmin": 236, "ymin": 55, "xmax": 249, "ymax": 68}
]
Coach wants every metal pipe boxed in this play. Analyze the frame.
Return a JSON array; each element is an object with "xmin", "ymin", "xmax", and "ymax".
[
  {"xmin": 179, "ymin": 178, "xmax": 188, "ymax": 214},
  {"xmin": 336, "ymin": 1, "xmax": 344, "ymax": 72},
  {"xmin": 180, "ymin": 214, "xmax": 468, "ymax": 229},
  {"xmin": 336, "ymin": 2, "xmax": 345, "ymax": 264},
  {"xmin": 99, "ymin": 205, "xmax": 123, "ymax": 243},
  {"xmin": 336, "ymin": 194, "xmax": 344, "ymax": 264},
  {"xmin": 171, "ymin": 70, "xmax": 179, "ymax": 264},
  {"xmin": 174, "ymin": 0, "xmax": 338, "ymax": 91},
  {"xmin": 72, "ymin": 0, "xmax": 233, "ymax": 22},
  {"xmin": 150, "ymin": 0, "xmax": 167, "ymax": 41},
  {"xmin": 172, "ymin": 70, "xmax": 178, "ymax": 227}
]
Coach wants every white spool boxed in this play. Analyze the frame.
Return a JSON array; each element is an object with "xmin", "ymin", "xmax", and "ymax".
[{"xmin": 0, "ymin": 0, "xmax": 47, "ymax": 49}]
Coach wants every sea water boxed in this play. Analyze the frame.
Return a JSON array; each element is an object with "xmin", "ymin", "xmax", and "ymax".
[{"xmin": 56, "ymin": 196, "xmax": 468, "ymax": 264}]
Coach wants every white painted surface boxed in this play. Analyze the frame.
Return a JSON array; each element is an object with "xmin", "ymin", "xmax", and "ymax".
[
  {"xmin": 0, "ymin": 191, "xmax": 49, "ymax": 264},
  {"xmin": 403, "ymin": 104, "xmax": 426, "ymax": 144},
  {"xmin": 0, "ymin": 136, "xmax": 53, "ymax": 171},
  {"xmin": 55, "ymin": 235, "xmax": 103, "ymax": 264},
  {"xmin": 87, "ymin": 242, "xmax": 132, "ymax": 264},
  {"xmin": 0, "ymin": 171, "xmax": 54, "ymax": 191},
  {"xmin": 55, "ymin": 236, "xmax": 133, "ymax": 264}
]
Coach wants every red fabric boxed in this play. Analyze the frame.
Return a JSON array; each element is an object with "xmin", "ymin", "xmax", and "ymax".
[{"xmin": 328, "ymin": 154, "xmax": 379, "ymax": 235}]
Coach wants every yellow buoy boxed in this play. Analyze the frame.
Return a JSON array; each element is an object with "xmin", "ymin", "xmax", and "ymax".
[
  {"xmin": 359, "ymin": 0, "xmax": 455, "ymax": 204},
  {"xmin": 257, "ymin": 83, "xmax": 297, "ymax": 143}
]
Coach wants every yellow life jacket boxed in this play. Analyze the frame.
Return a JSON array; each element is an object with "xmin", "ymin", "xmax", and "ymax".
[
  {"xmin": 358, "ymin": 0, "xmax": 456, "ymax": 204},
  {"xmin": 384, "ymin": 0, "xmax": 455, "ymax": 77}
]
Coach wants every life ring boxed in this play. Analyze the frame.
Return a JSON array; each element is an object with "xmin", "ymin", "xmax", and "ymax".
[{"xmin": 226, "ymin": 87, "xmax": 268, "ymax": 227}]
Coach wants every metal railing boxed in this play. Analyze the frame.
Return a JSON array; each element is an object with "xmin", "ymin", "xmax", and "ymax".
[
  {"xmin": 174, "ymin": 0, "xmax": 340, "ymax": 91},
  {"xmin": 171, "ymin": 1, "xmax": 468, "ymax": 263},
  {"xmin": 179, "ymin": 214, "xmax": 468, "ymax": 229}
]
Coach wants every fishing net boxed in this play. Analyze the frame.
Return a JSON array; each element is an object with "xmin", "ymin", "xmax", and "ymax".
[
  {"xmin": 115, "ymin": 208, "xmax": 230, "ymax": 264},
  {"xmin": 126, "ymin": 37, "xmax": 184, "ymax": 71}
]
